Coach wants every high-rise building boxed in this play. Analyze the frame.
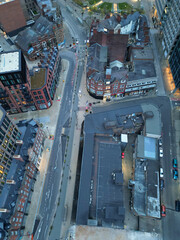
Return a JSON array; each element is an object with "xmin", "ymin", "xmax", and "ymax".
[
  {"xmin": 0, "ymin": 50, "xmax": 38, "ymax": 114},
  {"xmin": 0, "ymin": 0, "xmax": 26, "ymax": 36},
  {"xmin": 169, "ymin": 36, "xmax": 180, "ymax": 89},
  {"xmin": 0, "ymin": 105, "xmax": 21, "ymax": 192},
  {"xmin": 155, "ymin": 0, "xmax": 180, "ymax": 57}
]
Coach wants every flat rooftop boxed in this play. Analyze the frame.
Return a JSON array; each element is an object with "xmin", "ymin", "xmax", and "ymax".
[
  {"xmin": 136, "ymin": 135, "xmax": 158, "ymax": 160},
  {"xmin": 69, "ymin": 225, "xmax": 161, "ymax": 240},
  {"xmin": 77, "ymin": 135, "xmax": 124, "ymax": 228},
  {"xmin": 31, "ymin": 68, "xmax": 46, "ymax": 89},
  {"xmin": 132, "ymin": 47, "xmax": 154, "ymax": 61},
  {"xmin": 0, "ymin": 51, "xmax": 20, "ymax": 73}
]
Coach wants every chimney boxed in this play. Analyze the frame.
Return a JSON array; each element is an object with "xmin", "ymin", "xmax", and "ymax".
[
  {"xmin": 0, "ymin": 209, "xmax": 10, "ymax": 213},
  {"xmin": 13, "ymin": 155, "xmax": 24, "ymax": 162},
  {"xmin": 16, "ymin": 140, "xmax": 23, "ymax": 145},
  {"xmin": 105, "ymin": 68, "xmax": 111, "ymax": 79},
  {"xmin": 105, "ymin": 14, "xmax": 110, "ymax": 19},
  {"xmin": 6, "ymin": 180, "xmax": 16, "ymax": 184},
  {"xmin": 93, "ymin": 28, "xmax": 97, "ymax": 34},
  {"xmin": 116, "ymin": 15, "xmax": 121, "ymax": 23},
  {"xmin": 109, "ymin": 29, "xmax": 114, "ymax": 34}
]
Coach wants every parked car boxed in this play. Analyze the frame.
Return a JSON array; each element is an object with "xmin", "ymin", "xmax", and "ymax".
[
  {"xmin": 173, "ymin": 169, "xmax": 178, "ymax": 180},
  {"xmin": 161, "ymin": 204, "xmax": 166, "ymax": 217},
  {"xmin": 160, "ymin": 168, "xmax": 164, "ymax": 178},
  {"xmin": 172, "ymin": 158, "xmax": 178, "ymax": 168},
  {"xmin": 160, "ymin": 179, "xmax": 164, "ymax": 190},
  {"xmin": 159, "ymin": 138, "xmax": 162, "ymax": 146},
  {"xmin": 159, "ymin": 147, "xmax": 163, "ymax": 158},
  {"xmin": 175, "ymin": 200, "xmax": 180, "ymax": 212},
  {"xmin": 0, "ymin": 45, "xmax": 3, "ymax": 52}
]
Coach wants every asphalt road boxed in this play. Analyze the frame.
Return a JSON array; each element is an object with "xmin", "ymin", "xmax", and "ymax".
[
  {"xmin": 35, "ymin": 1, "xmax": 87, "ymax": 239},
  {"xmin": 35, "ymin": 50, "xmax": 76, "ymax": 240},
  {"xmin": 35, "ymin": 1, "xmax": 179, "ymax": 239}
]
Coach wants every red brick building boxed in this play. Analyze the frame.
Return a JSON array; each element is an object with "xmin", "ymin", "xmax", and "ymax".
[
  {"xmin": 87, "ymin": 31, "xmax": 128, "ymax": 99},
  {"xmin": 0, "ymin": 48, "xmax": 61, "ymax": 113},
  {"xmin": 0, "ymin": 50, "xmax": 38, "ymax": 114}
]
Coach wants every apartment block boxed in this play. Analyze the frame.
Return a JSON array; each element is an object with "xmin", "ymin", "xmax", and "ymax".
[
  {"xmin": 0, "ymin": 116, "xmax": 45, "ymax": 239},
  {"xmin": 169, "ymin": 36, "xmax": 180, "ymax": 89},
  {"xmin": 30, "ymin": 47, "xmax": 61, "ymax": 109},
  {"xmin": 0, "ymin": 50, "xmax": 38, "ymax": 114},
  {"xmin": 0, "ymin": 106, "xmax": 21, "ymax": 192},
  {"xmin": 155, "ymin": 0, "xmax": 180, "ymax": 56}
]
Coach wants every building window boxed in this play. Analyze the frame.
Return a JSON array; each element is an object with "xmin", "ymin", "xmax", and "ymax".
[
  {"xmin": 35, "ymin": 96, "xmax": 39, "ymax": 99},
  {"xmin": 39, "ymin": 95, "xmax": 43, "ymax": 99},
  {"xmin": 38, "ymin": 91, "xmax": 41, "ymax": 94},
  {"xmin": 33, "ymin": 92, "xmax": 37, "ymax": 95}
]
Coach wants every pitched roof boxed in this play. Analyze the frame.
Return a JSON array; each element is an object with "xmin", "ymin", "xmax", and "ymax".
[{"xmin": 90, "ymin": 33, "xmax": 128, "ymax": 63}]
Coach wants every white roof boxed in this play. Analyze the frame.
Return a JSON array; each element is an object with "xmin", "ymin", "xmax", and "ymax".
[
  {"xmin": 0, "ymin": 51, "xmax": 20, "ymax": 73},
  {"xmin": 121, "ymin": 134, "xmax": 128, "ymax": 143}
]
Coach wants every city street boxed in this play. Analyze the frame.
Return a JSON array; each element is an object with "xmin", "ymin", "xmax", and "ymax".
[
  {"xmin": 35, "ymin": 1, "xmax": 88, "ymax": 239},
  {"xmin": 27, "ymin": 1, "xmax": 180, "ymax": 240}
]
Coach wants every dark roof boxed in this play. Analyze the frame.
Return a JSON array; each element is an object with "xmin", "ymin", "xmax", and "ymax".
[
  {"xmin": 0, "ymin": 119, "xmax": 38, "ymax": 222},
  {"xmin": 32, "ymin": 16, "xmax": 53, "ymax": 35},
  {"xmin": 77, "ymin": 107, "xmax": 147, "ymax": 227},
  {"xmin": 15, "ymin": 16, "xmax": 53, "ymax": 52},
  {"xmin": 97, "ymin": 12, "xmax": 140, "ymax": 32}
]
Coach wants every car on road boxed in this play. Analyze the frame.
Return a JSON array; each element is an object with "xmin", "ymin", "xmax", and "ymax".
[
  {"xmin": 159, "ymin": 138, "xmax": 162, "ymax": 146},
  {"xmin": 159, "ymin": 147, "xmax": 163, "ymax": 158},
  {"xmin": 175, "ymin": 200, "xmax": 180, "ymax": 212},
  {"xmin": 160, "ymin": 179, "xmax": 164, "ymax": 190},
  {"xmin": 160, "ymin": 168, "xmax": 164, "ymax": 178},
  {"xmin": 172, "ymin": 158, "xmax": 178, "ymax": 168},
  {"xmin": 0, "ymin": 45, "xmax": 3, "ymax": 52},
  {"xmin": 173, "ymin": 169, "xmax": 178, "ymax": 180},
  {"xmin": 161, "ymin": 204, "xmax": 166, "ymax": 217}
]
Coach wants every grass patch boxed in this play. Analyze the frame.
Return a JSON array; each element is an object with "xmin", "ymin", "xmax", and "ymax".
[
  {"xmin": 118, "ymin": 2, "xmax": 133, "ymax": 11},
  {"xmin": 99, "ymin": 2, "xmax": 112, "ymax": 12},
  {"xmin": 88, "ymin": 0, "xmax": 100, "ymax": 5},
  {"xmin": 135, "ymin": 8, "xmax": 145, "ymax": 14},
  {"xmin": 74, "ymin": 0, "xmax": 84, "ymax": 6}
]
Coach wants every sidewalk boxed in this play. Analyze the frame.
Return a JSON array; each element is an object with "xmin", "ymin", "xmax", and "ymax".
[{"xmin": 8, "ymin": 59, "xmax": 69, "ymax": 240}]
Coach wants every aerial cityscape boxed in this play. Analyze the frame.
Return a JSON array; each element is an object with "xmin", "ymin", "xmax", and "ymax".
[{"xmin": 0, "ymin": 0, "xmax": 179, "ymax": 240}]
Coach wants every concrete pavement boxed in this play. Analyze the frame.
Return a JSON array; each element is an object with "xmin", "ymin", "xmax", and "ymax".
[{"xmin": 9, "ymin": 59, "xmax": 69, "ymax": 240}]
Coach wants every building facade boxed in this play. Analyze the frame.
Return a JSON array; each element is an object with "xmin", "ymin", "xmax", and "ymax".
[
  {"xmin": 0, "ymin": 106, "xmax": 21, "ymax": 193},
  {"xmin": 0, "ymin": 0, "xmax": 26, "ymax": 35},
  {"xmin": 19, "ymin": 0, "xmax": 40, "ymax": 21},
  {"xmin": 0, "ymin": 117, "xmax": 45, "ymax": 239},
  {"xmin": 15, "ymin": 15, "xmax": 63, "ymax": 61},
  {"xmin": 30, "ymin": 47, "xmax": 61, "ymax": 109},
  {"xmin": 0, "ymin": 48, "xmax": 61, "ymax": 113},
  {"xmin": 0, "ymin": 50, "xmax": 38, "ymax": 114},
  {"xmin": 155, "ymin": 0, "xmax": 180, "ymax": 57},
  {"xmin": 169, "ymin": 36, "xmax": 180, "ymax": 89}
]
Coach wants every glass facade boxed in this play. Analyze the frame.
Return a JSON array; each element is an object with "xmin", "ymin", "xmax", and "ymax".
[
  {"xmin": 0, "ymin": 107, "xmax": 21, "ymax": 192},
  {"xmin": 169, "ymin": 36, "xmax": 180, "ymax": 89}
]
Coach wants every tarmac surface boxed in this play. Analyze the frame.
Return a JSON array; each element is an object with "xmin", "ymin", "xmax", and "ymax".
[{"xmin": 6, "ymin": 0, "xmax": 180, "ymax": 239}]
